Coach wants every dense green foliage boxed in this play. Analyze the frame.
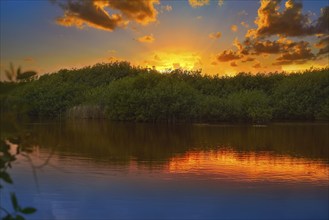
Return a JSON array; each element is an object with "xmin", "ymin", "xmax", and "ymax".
[{"xmin": 1, "ymin": 62, "xmax": 328, "ymax": 123}]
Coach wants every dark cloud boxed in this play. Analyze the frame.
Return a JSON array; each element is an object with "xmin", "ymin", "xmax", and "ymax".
[
  {"xmin": 53, "ymin": 0, "xmax": 159, "ymax": 31},
  {"xmin": 273, "ymin": 41, "xmax": 315, "ymax": 65},
  {"xmin": 247, "ymin": 1, "xmax": 328, "ymax": 38},
  {"xmin": 108, "ymin": 0, "xmax": 159, "ymax": 25},
  {"xmin": 318, "ymin": 45, "xmax": 329, "ymax": 55},
  {"xmin": 315, "ymin": 35, "xmax": 329, "ymax": 55},
  {"xmin": 216, "ymin": 50, "xmax": 242, "ymax": 62},
  {"xmin": 252, "ymin": 40, "xmax": 281, "ymax": 54},
  {"xmin": 237, "ymin": 38, "xmax": 306, "ymax": 56},
  {"xmin": 247, "ymin": 0, "xmax": 312, "ymax": 38},
  {"xmin": 55, "ymin": 1, "xmax": 124, "ymax": 31},
  {"xmin": 215, "ymin": 1, "xmax": 327, "ymax": 67},
  {"xmin": 314, "ymin": 6, "xmax": 329, "ymax": 35},
  {"xmin": 241, "ymin": 57, "xmax": 255, "ymax": 63}
]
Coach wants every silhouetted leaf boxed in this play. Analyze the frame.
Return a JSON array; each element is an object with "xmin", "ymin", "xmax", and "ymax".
[
  {"xmin": 16, "ymin": 71, "xmax": 37, "ymax": 81},
  {"xmin": 20, "ymin": 207, "xmax": 36, "ymax": 214},
  {"xmin": 17, "ymin": 67, "xmax": 21, "ymax": 76},
  {"xmin": 0, "ymin": 171, "xmax": 13, "ymax": 184},
  {"xmin": 10, "ymin": 192, "xmax": 19, "ymax": 211},
  {"xmin": 15, "ymin": 215, "xmax": 25, "ymax": 220}
]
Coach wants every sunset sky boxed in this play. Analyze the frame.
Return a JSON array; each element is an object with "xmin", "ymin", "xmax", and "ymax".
[{"xmin": 0, "ymin": 0, "xmax": 328, "ymax": 79}]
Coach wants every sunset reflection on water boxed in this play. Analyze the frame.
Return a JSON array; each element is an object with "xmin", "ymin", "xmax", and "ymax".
[
  {"xmin": 2, "ymin": 120, "xmax": 329, "ymax": 220},
  {"xmin": 168, "ymin": 149, "xmax": 329, "ymax": 184}
]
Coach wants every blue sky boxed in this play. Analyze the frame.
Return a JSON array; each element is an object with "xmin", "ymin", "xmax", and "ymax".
[{"xmin": 1, "ymin": 0, "xmax": 328, "ymax": 79}]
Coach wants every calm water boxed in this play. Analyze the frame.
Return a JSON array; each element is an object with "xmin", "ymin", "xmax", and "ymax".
[{"xmin": 1, "ymin": 120, "xmax": 329, "ymax": 220}]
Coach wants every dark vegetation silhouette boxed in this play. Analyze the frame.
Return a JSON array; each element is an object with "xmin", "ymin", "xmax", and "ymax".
[
  {"xmin": 1, "ymin": 137, "xmax": 37, "ymax": 220},
  {"xmin": 4, "ymin": 63, "xmax": 37, "ymax": 83},
  {"xmin": 0, "ymin": 61, "xmax": 328, "ymax": 123}
]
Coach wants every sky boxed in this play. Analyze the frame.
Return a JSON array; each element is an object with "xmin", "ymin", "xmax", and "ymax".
[{"xmin": 0, "ymin": 0, "xmax": 328, "ymax": 79}]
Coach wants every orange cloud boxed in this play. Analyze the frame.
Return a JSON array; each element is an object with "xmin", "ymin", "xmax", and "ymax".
[
  {"xmin": 231, "ymin": 25, "xmax": 238, "ymax": 32},
  {"xmin": 242, "ymin": 57, "xmax": 255, "ymax": 63},
  {"xmin": 189, "ymin": 0, "xmax": 209, "ymax": 8},
  {"xmin": 230, "ymin": 61, "xmax": 238, "ymax": 67},
  {"xmin": 53, "ymin": 0, "xmax": 159, "ymax": 31},
  {"xmin": 233, "ymin": 38, "xmax": 243, "ymax": 51},
  {"xmin": 137, "ymin": 34, "xmax": 155, "ymax": 43},
  {"xmin": 216, "ymin": 50, "xmax": 242, "ymax": 62},
  {"xmin": 240, "ymin": 21, "xmax": 249, "ymax": 28},
  {"xmin": 214, "ymin": 1, "xmax": 328, "ymax": 69},
  {"xmin": 253, "ymin": 62, "xmax": 261, "ymax": 69},
  {"xmin": 209, "ymin": 32, "xmax": 222, "ymax": 39},
  {"xmin": 109, "ymin": 0, "xmax": 159, "ymax": 25}
]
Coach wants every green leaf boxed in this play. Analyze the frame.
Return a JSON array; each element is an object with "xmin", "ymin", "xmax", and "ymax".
[
  {"xmin": 20, "ymin": 207, "xmax": 36, "ymax": 214},
  {"xmin": 0, "ymin": 171, "xmax": 13, "ymax": 184},
  {"xmin": 10, "ymin": 192, "xmax": 19, "ymax": 211},
  {"xmin": 15, "ymin": 214, "xmax": 25, "ymax": 220}
]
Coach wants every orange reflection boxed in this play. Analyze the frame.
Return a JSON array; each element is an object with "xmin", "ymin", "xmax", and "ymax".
[{"xmin": 168, "ymin": 149, "xmax": 329, "ymax": 184}]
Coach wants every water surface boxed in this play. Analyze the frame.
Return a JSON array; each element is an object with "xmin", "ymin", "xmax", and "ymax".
[{"xmin": 2, "ymin": 120, "xmax": 329, "ymax": 219}]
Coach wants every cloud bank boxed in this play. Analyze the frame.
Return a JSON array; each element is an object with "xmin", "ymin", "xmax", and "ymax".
[
  {"xmin": 53, "ymin": 0, "xmax": 159, "ymax": 31},
  {"xmin": 215, "ymin": 0, "xmax": 329, "ymax": 67}
]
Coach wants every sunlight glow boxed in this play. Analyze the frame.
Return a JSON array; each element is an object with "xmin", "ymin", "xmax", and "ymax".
[{"xmin": 144, "ymin": 51, "xmax": 202, "ymax": 72}]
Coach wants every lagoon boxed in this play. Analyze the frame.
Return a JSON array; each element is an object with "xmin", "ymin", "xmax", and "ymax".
[{"xmin": 2, "ymin": 120, "xmax": 329, "ymax": 219}]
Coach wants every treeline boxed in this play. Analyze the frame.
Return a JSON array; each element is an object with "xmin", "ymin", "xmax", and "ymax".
[{"xmin": 1, "ymin": 62, "xmax": 328, "ymax": 123}]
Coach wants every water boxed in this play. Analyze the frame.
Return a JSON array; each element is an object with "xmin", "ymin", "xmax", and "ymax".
[{"xmin": 1, "ymin": 120, "xmax": 329, "ymax": 220}]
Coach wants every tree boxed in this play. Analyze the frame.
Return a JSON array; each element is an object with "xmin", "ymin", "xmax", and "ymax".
[{"xmin": 4, "ymin": 63, "xmax": 37, "ymax": 82}]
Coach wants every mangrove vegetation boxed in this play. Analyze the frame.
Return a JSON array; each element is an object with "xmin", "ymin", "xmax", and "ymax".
[{"xmin": 1, "ymin": 62, "xmax": 328, "ymax": 123}]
